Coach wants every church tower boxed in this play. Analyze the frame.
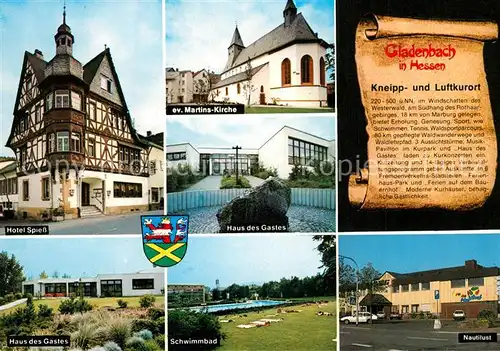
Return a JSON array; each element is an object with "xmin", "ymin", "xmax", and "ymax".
[
  {"xmin": 283, "ymin": 0, "xmax": 298, "ymax": 27},
  {"xmin": 54, "ymin": 4, "xmax": 75, "ymax": 56},
  {"xmin": 226, "ymin": 25, "xmax": 245, "ymax": 69}
]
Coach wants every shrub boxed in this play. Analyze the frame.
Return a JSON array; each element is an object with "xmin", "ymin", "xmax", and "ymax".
[
  {"xmin": 0, "ymin": 297, "xmax": 4, "ymax": 306},
  {"xmin": 117, "ymin": 300, "xmax": 128, "ymax": 309},
  {"xmin": 14, "ymin": 292, "xmax": 23, "ymax": 300},
  {"xmin": 147, "ymin": 308, "xmax": 165, "ymax": 320},
  {"xmin": 4, "ymin": 293, "xmax": 14, "ymax": 304},
  {"xmin": 144, "ymin": 339, "xmax": 163, "ymax": 351},
  {"xmin": 125, "ymin": 336, "xmax": 147, "ymax": 351},
  {"xmin": 134, "ymin": 329, "xmax": 153, "ymax": 340},
  {"xmin": 477, "ymin": 309, "xmax": 496, "ymax": 325},
  {"xmin": 70, "ymin": 321, "xmax": 106, "ymax": 350},
  {"xmin": 59, "ymin": 297, "xmax": 93, "ymax": 314},
  {"xmin": 139, "ymin": 295, "xmax": 156, "ymax": 308},
  {"xmin": 38, "ymin": 304, "xmax": 54, "ymax": 319},
  {"xmin": 220, "ymin": 176, "xmax": 251, "ymax": 189},
  {"xmin": 154, "ymin": 334, "xmax": 165, "ymax": 349},
  {"xmin": 132, "ymin": 319, "xmax": 159, "ymax": 334},
  {"xmin": 103, "ymin": 341, "xmax": 123, "ymax": 351},
  {"xmin": 168, "ymin": 309, "xmax": 224, "ymax": 350},
  {"xmin": 105, "ymin": 317, "xmax": 133, "ymax": 349}
]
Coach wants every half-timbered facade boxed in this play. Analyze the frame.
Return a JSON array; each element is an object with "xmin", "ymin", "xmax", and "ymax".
[{"xmin": 7, "ymin": 11, "xmax": 150, "ymax": 219}]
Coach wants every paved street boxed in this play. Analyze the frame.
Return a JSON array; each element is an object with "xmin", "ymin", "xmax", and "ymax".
[
  {"xmin": 340, "ymin": 320, "xmax": 500, "ymax": 350},
  {"xmin": 0, "ymin": 210, "xmax": 162, "ymax": 235},
  {"xmin": 186, "ymin": 175, "xmax": 265, "ymax": 191}
]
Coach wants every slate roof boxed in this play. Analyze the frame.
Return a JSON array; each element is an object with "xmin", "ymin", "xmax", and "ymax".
[
  {"xmin": 222, "ymin": 13, "xmax": 327, "ymax": 73},
  {"xmin": 145, "ymin": 132, "xmax": 164, "ymax": 147},
  {"xmin": 213, "ymin": 63, "xmax": 267, "ymax": 89},
  {"xmin": 360, "ymin": 293, "xmax": 392, "ymax": 306},
  {"xmin": 82, "ymin": 50, "xmax": 107, "ymax": 84},
  {"xmin": 229, "ymin": 26, "xmax": 244, "ymax": 48},
  {"xmin": 26, "ymin": 52, "xmax": 47, "ymax": 83},
  {"xmin": 384, "ymin": 262, "xmax": 500, "ymax": 285}
]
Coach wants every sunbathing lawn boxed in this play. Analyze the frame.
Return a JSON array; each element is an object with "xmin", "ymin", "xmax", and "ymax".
[
  {"xmin": 218, "ymin": 299, "xmax": 336, "ymax": 350},
  {"xmin": 0, "ymin": 296, "xmax": 164, "ymax": 316},
  {"xmin": 245, "ymin": 107, "xmax": 334, "ymax": 114}
]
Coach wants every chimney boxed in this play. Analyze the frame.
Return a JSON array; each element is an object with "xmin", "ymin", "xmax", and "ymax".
[
  {"xmin": 465, "ymin": 260, "xmax": 478, "ymax": 269},
  {"xmin": 147, "ymin": 131, "xmax": 152, "ymax": 137},
  {"xmin": 34, "ymin": 49, "xmax": 44, "ymax": 60}
]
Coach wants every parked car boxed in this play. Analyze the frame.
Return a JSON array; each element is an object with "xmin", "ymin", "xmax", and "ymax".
[
  {"xmin": 376, "ymin": 311, "xmax": 386, "ymax": 319},
  {"xmin": 390, "ymin": 312, "xmax": 402, "ymax": 320},
  {"xmin": 453, "ymin": 310, "xmax": 466, "ymax": 321},
  {"xmin": 341, "ymin": 312, "xmax": 377, "ymax": 324}
]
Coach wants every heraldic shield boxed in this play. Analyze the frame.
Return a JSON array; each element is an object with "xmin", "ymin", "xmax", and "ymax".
[{"xmin": 141, "ymin": 215, "xmax": 189, "ymax": 267}]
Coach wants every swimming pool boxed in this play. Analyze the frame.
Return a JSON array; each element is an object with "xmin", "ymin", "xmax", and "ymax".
[{"xmin": 190, "ymin": 300, "xmax": 286, "ymax": 313}]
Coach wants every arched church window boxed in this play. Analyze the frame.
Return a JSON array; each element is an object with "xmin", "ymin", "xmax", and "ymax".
[
  {"xmin": 301, "ymin": 55, "xmax": 314, "ymax": 85},
  {"xmin": 281, "ymin": 58, "xmax": 291, "ymax": 86}
]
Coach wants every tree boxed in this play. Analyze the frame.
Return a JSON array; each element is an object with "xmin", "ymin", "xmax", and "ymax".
[
  {"xmin": 339, "ymin": 258, "xmax": 356, "ymax": 295},
  {"xmin": 325, "ymin": 44, "xmax": 335, "ymax": 82},
  {"xmin": 242, "ymin": 58, "xmax": 256, "ymax": 107},
  {"xmin": 191, "ymin": 70, "xmax": 220, "ymax": 104},
  {"xmin": 62, "ymin": 273, "xmax": 71, "ymax": 278},
  {"xmin": 0, "ymin": 251, "xmax": 25, "ymax": 297},
  {"xmin": 313, "ymin": 235, "xmax": 336, "ymax": 295},
  {"xmin": 39, "ymin": 271, "xmax": 48, "ymax": 279},
  {"xmin": 52, "ymin": 271, "xmax": 59, "ymax": 278},
  {"xmin": 357, "ymin": 263, "xmax": 387, "ymax": 321}
]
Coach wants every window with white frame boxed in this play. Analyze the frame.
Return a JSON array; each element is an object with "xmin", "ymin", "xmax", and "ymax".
[
  {"xmin": 88, "ymin": 139, "xmax": 95, "ymax": 157},
  {"xmin": 55, "ymin": 90, "xmax": 70, "ymax": 108},
  {"xmin": 41, "ymin": 177, "xmax": 50, "ymax": 200},
  {"xmin": 88, "ymin": 102, "xmax": 96, "ymax": 120},
  {"xmin": 71, "ymin": 91, "xmax": 81, "ymax": 110},
  {"xmin": 100, "ymin": 75, "xmax": 112, "ymax": 93},
  {"xmin": 57, "ymin": 131, "xmax": 69, "ymax": 151},
  {"xmin": 71, "ymin": 133, "xmax": 80, "ymax": 152}
]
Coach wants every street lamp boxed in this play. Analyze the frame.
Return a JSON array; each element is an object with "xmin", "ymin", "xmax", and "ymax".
[
  {"xmin": 232, "ymin": 145, "xmax": 242, "ymax": 183},
  {"xmin": 340, "ymin": 254, "xmax": 360, "ymax": 326}
]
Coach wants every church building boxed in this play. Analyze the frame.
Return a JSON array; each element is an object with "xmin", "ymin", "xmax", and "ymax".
[
  {"xmin": 7, "ymin": 8, "xmax": 152, "ymax": 219},
  {"xmin": 212, "ymin": 0, "xmax": 330, "ymax": 108}
]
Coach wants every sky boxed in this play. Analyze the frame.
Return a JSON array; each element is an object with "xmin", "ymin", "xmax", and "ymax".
[
  {"xmin": 339, "ymin": 234, "xmax": 500, "ymax": 274},
  {"xmin": 0, "ymin": 0, "xmax": 163, "ymax": 157},
  {"xmin": 166, "ymin": 114, "xmax": 335, "ymax": 148},
  {"xmin": 165, "ymin": 0, "xmax": 334, "ymax": 75},
  {"xmin": 168, "ymin": 235, "xmax": 324, "ymax": 288},
  {"xmin": 0, "ymin": 237, "xmax": 160, "ymax": 280}
]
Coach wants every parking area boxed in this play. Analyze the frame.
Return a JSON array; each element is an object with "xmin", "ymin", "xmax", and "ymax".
[{"xmin": 340, "ymin": 320, "xmax": 500, "ymax": 350}]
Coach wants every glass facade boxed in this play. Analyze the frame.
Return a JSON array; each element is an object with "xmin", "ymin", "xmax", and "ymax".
[
  {"xmin": 288, "ymin": 137, "xmax": 328, "ymax": 166},
  {"xmin": 100, "ymin": 279, "xmax": 123, "ymax": 297},
  {"xmin": 200, "ymin": 153, "xmax": 257, "ymax": 175}
]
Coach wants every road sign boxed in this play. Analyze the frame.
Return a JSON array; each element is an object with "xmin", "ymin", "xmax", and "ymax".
[
  {"xmin": 434, "ymin": 290, "xmax": 440, "ymax": 300},
  {"xmin": 349, "ymin": 295, "xmax": 356, "ymax": 305}
]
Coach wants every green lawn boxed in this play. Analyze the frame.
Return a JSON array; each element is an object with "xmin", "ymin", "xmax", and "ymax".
[
  {"xmin": 246, "ymin": 106, "xmax": 334, "ymax": 114},
  {"xmin": 0, "ymin": 295, "xmax": 164, "ymax": 316},
  {"xmin": 218, "ymin": 299, "xmax": 336, "ymax": 350}
]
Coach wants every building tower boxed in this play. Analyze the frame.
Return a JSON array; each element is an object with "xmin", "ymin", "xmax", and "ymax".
[
  {"xmin": 226, "ymin": 25, "xmax": 245, "ymax": 69},
  {"xmin": 54, "ymin": 4, "xmax": 75, "ymax": 56},
  {"xmin": 283, "ymin": 0, "xmax": 298, "ymax": 27}
]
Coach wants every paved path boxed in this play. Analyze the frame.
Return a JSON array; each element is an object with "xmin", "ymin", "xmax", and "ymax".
[
  {"xmin": 340, "ymin": 321, "xmax": 500, "ymax": 350},
  {"xmin": 0, "ymin": 298, "xmax": 27, "ymax": 311},
  {"xmin": 0, "ymin": 210, "xmax": 163, "ymax": 235},
  {"xmin": 186, "ymin": 175, "xmax": 265, "ymax": 191}
]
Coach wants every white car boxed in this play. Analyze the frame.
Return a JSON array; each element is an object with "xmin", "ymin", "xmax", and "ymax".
[
  {"xmin": 341, "ymin": 312, "xmax": 377, "ymax": 324},
  {"xmin": 453, "ymin": 310, "xmax": 466, "ymax": 321},
  {"xmin": 376, "ymin": 311, "xmax": 386, "ymax": 319}
]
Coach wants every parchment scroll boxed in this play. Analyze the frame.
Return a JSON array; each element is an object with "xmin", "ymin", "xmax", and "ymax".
[{"xmin": 349, "ymin": 15, "xmax": 499, "ymax": 210}]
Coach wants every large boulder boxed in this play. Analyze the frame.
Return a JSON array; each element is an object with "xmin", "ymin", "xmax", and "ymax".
[{"xmin": 217, "ymin": 177, "xmax": 291, "ymax": 233}]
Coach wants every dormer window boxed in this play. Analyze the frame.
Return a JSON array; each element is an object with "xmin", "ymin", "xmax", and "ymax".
[
  {"xmin": 100, "ymin": 75, "xmax": 112, "ymax": 93},
  {"xmin": 55, "ymin": 90, "xmax": 70, "ymax": 108}
]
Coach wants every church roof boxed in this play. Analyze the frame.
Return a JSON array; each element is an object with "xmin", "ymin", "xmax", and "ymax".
[
  {"xmin": 213, "ymin": 63, "xmax": 267, "ymax": 89},
  {"xmin": 222, "ymin": 13, "xmax": 327, "ymax": 73},
  {"xmin": 229, "ymin": 26, "xmax": 244, "ymax": 48}
]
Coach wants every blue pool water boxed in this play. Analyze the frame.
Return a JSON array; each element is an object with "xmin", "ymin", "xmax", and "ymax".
[{"xmin": 190, "ymin": 300, "xmax": 286, "ymax": 313}]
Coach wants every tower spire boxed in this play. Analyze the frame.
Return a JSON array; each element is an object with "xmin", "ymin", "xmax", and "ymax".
[{"xmin": 63, "ymin": 0, "xmax": 66, "ymax": 24}]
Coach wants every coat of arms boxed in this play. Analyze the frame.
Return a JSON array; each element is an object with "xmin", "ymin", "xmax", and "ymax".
[{"xmin": 141, "ymin": 215, "xmax": 188, "ymax": 267}]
